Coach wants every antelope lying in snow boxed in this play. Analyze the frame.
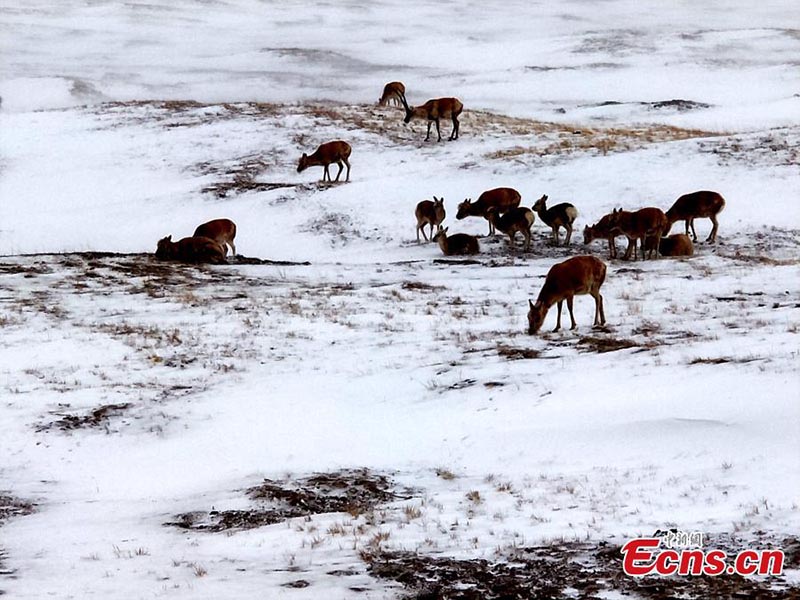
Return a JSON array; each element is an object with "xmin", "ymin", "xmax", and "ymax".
[
  {"xmin": 532, "ymin": 194, "xmax": 578, "ymax": 246},
  {"xmin": 415, "ymin": 196, "xmax": 446, "ymax": 242},
  {"xmin": 608, "ymin": 207, "xmax": 669, "ymax": 260},
  {"xmin": 665, "ymin": 190, "xmax": 725, "ymax": 243},
  {"xmin": 193, "ymin": 218, "xmax": 237, "ymax": 257},
  {"xmin": 155, "ymin": 235, "xmax": 226, "ymax": 264},
  {"xmin": 583, "ymin": 213, "xmax": 622, "ymax": 259},
  {"xmin": 378, "ymin": 81, "xmax": 406, "ymax": 107},
  {"xmin": 297, "ymin": 140, "xmax": 351, "ymax": 182},
  {"xmin": 644, "ymin": 233, "xmax": 694, "ymax": 257},
  {"xmin": 456, "ymin": 187, "xmax": 522, "ymax": 235},
  {"xmin": 527, "ymin": 255, "xmax": 607, "ymax": 334},
  {"xmin": 401, "ymin": 96, "xmax": 463, "ymax": 142},
  {"xmin": 486, "ymin": 206, "xmax": 535, "ymax": 251},
  {"xmin": 433, "ymin": 226, "xmax": 479, "ymax": 256}
]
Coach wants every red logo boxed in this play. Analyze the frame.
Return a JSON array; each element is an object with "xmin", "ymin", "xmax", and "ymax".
[{"xmin": 621, "ymin": 537, "xmax": 784, "ymax": 577}]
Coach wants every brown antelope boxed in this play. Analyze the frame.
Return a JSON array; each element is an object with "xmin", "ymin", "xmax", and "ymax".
[
  {"xmin": 415, "ymin": 196, "xmax": 446, "ymax": 242},
  {"xmin": 401, "ymin": 96, "xmax": 463, "ymax": 142},
  {"xmin": 433, "ymin": 226, "xmax": 479, "ymax": 256},
  {"xmin": 645, "ymin": 233, "xmax": 694, "ymax": 257},
  {"xmin": 532, "ymin": 194, "xmax": 579, "ymax": 246},
  {"xmin": 608, "ymin": 207, "xmax": 669, "ymax": 260},
  {"xmin": 155, "ymin": 235, "xmax": 226, "ymax": 264},
  {"xmin": 456, "ymin": 187, "xmax": 522, "ymax": 235},
  {"xmin": 193, "ymin": 218, "xmax": 237, "ymax": 257},
  {"xmin": 486, "ymin": 206, "xmax": 535, "ymax": 251},
  {"xmin": 378, "ymin": 81, "xmax": 406, "ymax": 107},
  {"xmin": 527, "ymin": 255, "xmax": 607, "ymax": 334},
  {"xmin": 665, "ymin": 190, "xmax": 726, "ymax": 242},
  {"xmin": 297, "ymin": 140, "xmax": 351, "ymax": 182},
  {"xmin": 583, "ymin": 213, "xmax": 622, "ymax": 259}
]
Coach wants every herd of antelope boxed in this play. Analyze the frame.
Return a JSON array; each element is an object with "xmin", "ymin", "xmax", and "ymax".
[{"xmin": 153, "ymin": 80, "xmax": 727, "ymax": 335}]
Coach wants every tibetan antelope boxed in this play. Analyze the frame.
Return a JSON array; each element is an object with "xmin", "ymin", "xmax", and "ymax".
[
  {"xmin": 378, "ymin": 81, "xmax": 406, "ymax": 107},
  {"xmin": 456, "ymin": 187, "xmax": 522, "ymax": 235},
  {"xmin": 297, "ymin": 140, "xmax": 351, "ymax": 183},
  {"xmin": 155, "ymin": 235, "xmax": 226, "ymax": 264},
  {"xmin": 645, "ymin": 233, "xmax": 694, "ymax": 257},
  {"xmin": 608, "ymin": 207, "xmax": 669, "ymax": 260},
  {"xmin": 665, "ymin": 190, "xmax": 725, "ymax": 243},
  {"xmin": 527, "ymin": 255, "xmax": 607, "ymax": 334},
  {"xmin": 583, "ymin": 213, "xmax": 622, "ymax": 259},
  {"xmin": 532, "ymin": 195, "xmax": 578, "ymax": 246},
  {"xmin": 415, "ymin": 196, "xmax": 446, "ymax": 242},
  {"xmin": 401, "ymin": 96, "xmax": 463, "ymax": 142},
  {"xmin": 486, "ymin": 206, "xmax": 535, "ymax": 251},
  {"xmin": 193, "ymin": 218, "xmax": 237, "ymax": 257},
  {"xmin": 433, "ymin": 226, "xmax": 479, "ymax": 256}
]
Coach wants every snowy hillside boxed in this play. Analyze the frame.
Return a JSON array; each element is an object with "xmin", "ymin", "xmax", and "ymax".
[{"xmin": 0, "ymin": 1, "xmax": 798, "ymax": 598}]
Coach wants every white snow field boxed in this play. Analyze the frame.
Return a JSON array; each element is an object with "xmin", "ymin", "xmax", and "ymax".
[{"xmin": 0, "ymin": 1, "xmax": 799, "ymax": 598}]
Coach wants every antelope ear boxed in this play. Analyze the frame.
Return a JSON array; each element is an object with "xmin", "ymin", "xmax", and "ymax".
[
  {"xmin": 529, "ymin": 299, "xmax": 534, "ymax": 310},
  {"xmin": 302, "ymin": 153, "xmax": 308, "ymax": 159},
  {"xmin": 168, "ymin": 235, "xmax": 172, "ymax": 241}
]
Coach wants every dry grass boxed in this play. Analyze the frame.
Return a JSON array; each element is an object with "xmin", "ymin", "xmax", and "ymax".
[{"xmin": 485, "ymin": 123, "xmax": 719, "ymax": 161}]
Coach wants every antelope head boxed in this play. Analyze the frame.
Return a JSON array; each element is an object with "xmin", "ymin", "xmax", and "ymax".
[
  {"xmin": 527, "ymin": 299, "xmax": 546, "ymax": 335},
  {"xmin": 456, "ymin": 199, "xmax": 473, "ymax": 220}
]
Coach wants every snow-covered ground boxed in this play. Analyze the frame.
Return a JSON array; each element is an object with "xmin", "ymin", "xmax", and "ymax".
[{"xmin": 1, "ymin": 1, "xmax": 798, "ymax": 598}]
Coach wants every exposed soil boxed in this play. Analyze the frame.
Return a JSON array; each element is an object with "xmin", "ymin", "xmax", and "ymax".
[{"xmin": 167, "ymin": 469, "xmax": 405, "ymax": 532}]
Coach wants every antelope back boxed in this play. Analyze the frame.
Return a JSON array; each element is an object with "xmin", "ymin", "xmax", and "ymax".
[
  {"xmin": 667, "ymin": 190, "xmax": 726, "ymax": 221},
  {"xmin": 194, "ymin": 219, "xmax": 236, "ymax": 242}
]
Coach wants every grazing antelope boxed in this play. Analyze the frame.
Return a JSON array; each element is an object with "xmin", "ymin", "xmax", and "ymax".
[
  {"xmin": 378, "ymin": 81, "xmax": 406, "ymax": 107},
  {"xmin": 155, "ymin": 235, "xmax": 226, "ymax": 264},
  {"xmin": 456, "ymin": 187, "xmax": 522, "ymax": 235},
  {"xmin": 297, "ymin": 140, "xmax": 351, "ymax": 183},
  {"xmin": 645, "ymin": 233, "xmax": 694, "ymax": 257},
  {"xmin": 433, "ymin": 226, "xmax": 479, "ymax": 256},
  {"xmin": 665, "ymin": 190, "xmax": 725, "ymax": 243},
  {"xmin": 527, "ymin": 255, "xmax": 607, "ymax": 334},
  {"xmin": 193, "ymin": 218, "xmax": 237, "ymax": 257},
  {"xmin": 415, "ymin": 196, "xmax": 446, "ymax": 242},
  {"xmin": 532, "ymin": 195, "xmax": 579, "ymax": 246},
  {"xmin": 486, "ymin": 206, "xmax": 535, "ymax": 251},
  {"xmin": 583, "ymin": 213, "xmax": 622, "ymax": 259},
  {"xmin": 401, "ymin": 96, "xmax": 463, "ymax": 142},
  {"xmin": 608, "ymin": 207, "xmax": 669, "ymax": 260}
]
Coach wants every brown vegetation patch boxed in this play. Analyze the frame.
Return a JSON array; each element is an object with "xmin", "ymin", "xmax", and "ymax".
[
  {"xmin": 365, "ymin": 538, "xmax": 799, "ymax": 600},
  {"xmin": 432, "ymin": 258, "xmax": 482, "ymax": 266},
  {"xmin": 485, "ymin": 123, "xmax": 718, "ymax": 161},
  {"xmin": 496, "ymin": 345, "xmax": 542, "ymax": 360},
  {"xmin": 401, "ymin": 281, "xmax": 445, "ymax": 292},
  {"xmin": 0, "ymin": 494, "xmax": 34, "ymax": 583},
  {"xmin": 167, "ymin": 469, "xmax": 403, "ymax": 532},
  {"xmin": 577, "ymin": 335, "xmax": 640, "ymax": 353},
  {"xmin": 38, "ymin": 403, "xmax": 133, "ymax": 433},
  {"xmin": 689, "ymin": 356, "xmax": 762, "ymax": 366},
  {"xmin": 0, "ymin": 495, "xmax": 34, "ymax": 523}
]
